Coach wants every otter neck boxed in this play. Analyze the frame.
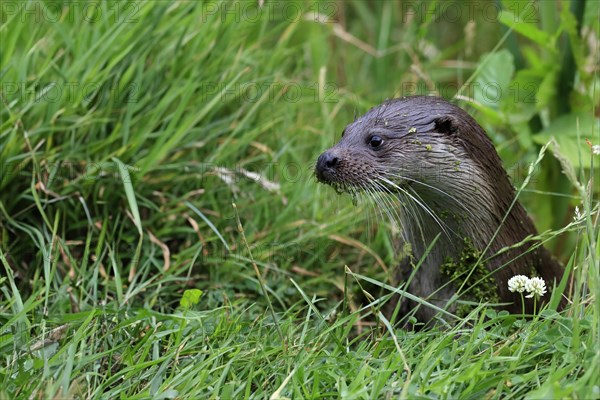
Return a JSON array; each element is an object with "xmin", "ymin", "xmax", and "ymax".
[{"xmin": 399, "ymin": 157, "xmax": 505, "ymax": 264}]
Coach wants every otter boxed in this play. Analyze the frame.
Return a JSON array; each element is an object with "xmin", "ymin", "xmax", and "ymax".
[{"xmin": 315, "ymin": 96, "xmax": 565, "ymax": 323}]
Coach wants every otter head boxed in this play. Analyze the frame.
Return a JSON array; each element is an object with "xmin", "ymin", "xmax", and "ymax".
[{"xmin": 315, "ymin": 96, "xmax": 485, "ymax": 202}]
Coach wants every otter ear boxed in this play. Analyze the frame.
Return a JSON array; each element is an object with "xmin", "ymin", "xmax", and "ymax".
[{"xmin": 434, "ymin": 115, "xmax": 459, "ymax": 134}]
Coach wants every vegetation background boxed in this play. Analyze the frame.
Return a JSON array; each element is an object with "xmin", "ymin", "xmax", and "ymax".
[{"xmin": 1, "ymin": 0, "xmax": 598, "ymax": 398}]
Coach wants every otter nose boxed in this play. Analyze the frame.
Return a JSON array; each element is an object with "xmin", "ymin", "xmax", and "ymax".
[
  {"xmin": 318, "ymin": 151, "xmax": 339, "ymax": 169},
  {"xmin": 315, "ymin": 151, "xmax": 339, "ymax": 182}
]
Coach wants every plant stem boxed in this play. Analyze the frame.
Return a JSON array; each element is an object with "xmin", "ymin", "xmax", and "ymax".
[{"xmin": 556, "ymin": 0, "xmax": 587, "ymax": 115}]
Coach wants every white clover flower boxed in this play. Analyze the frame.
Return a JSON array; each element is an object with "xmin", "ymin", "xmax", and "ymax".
[
  {"xmin": 508, "ymin": 275, "xmax": 529, "ymax": 293},
  {"xmin": 592, "ymin": 145, "xmax": 600, "ymax": 155},
  {"xmin": 525, "ymin": 277, "xmax": 547, "ymax": 298}
]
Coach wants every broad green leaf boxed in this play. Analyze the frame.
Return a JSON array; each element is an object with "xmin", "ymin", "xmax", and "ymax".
[
  {"xmin": 473, "ymin": 50, "xmax": 515, "ymax": 109},
  {"xmin": 499, "ymin": 11, "xmax": 554, "ymax": 48},
  {"xmin": 535, "ymin": 65, "xmax": 559, "ymax": 109},
  {"xmin": 532, "ymin": 113, "xmax": 600, "ymax": 169},
  {"xmin": 180, "ymin": 289, "xmax": 203, "ymax": 309}
]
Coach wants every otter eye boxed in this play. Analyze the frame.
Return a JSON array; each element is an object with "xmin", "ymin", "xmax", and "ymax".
[{"xmin": 368, "ymin": 135, "xmax": 384, "ymax": 148}]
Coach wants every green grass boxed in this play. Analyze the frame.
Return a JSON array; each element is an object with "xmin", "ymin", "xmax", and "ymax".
[{"xmin": 1, "ymin": 1, "xmax": 598, "ymax": 398}]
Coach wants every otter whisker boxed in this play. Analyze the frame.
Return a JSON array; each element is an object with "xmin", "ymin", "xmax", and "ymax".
[
  {"xmin": 359, "ymin": 182, "xmax": 399, "ymax": 236},
  {"xmin": 405, "ymin": 184, "xmax": 457, "ymax": 241},
  {"xmin": 377, "ymin": 176, "xmax": 455, "ymax": 243},
  {"xmin": 370, "ymin": 185, "xmax": 405, "ymax": 234},
  {"xmin": 359, "ymin": 183, "xmax": 388, "ymax": 233},
  {"xmin": 381, "ymin": 167, "xmax": 477, "ymax": 220},
  {"xmin": 377, "ymin": 168, "xmax": 461, "ymax": 231},
  {"xmin": 369, "ymin": 180, "xmax": 413, "ymax": 239},
  {"xmin": 368, "ymin": 190, "xmax": 392, "ymax": 234},
  {"xmin": 371, "ymin": 178, "xmax": 429, "ymax": 247},
  {"xmin": 359, "ymin": 183, "xmax": 381, "ymax": 235}
]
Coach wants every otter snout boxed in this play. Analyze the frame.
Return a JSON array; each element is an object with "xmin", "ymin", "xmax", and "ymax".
[{"xmin": 315, "ymin": 150, "xmax": 340, "ymax": 183}]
